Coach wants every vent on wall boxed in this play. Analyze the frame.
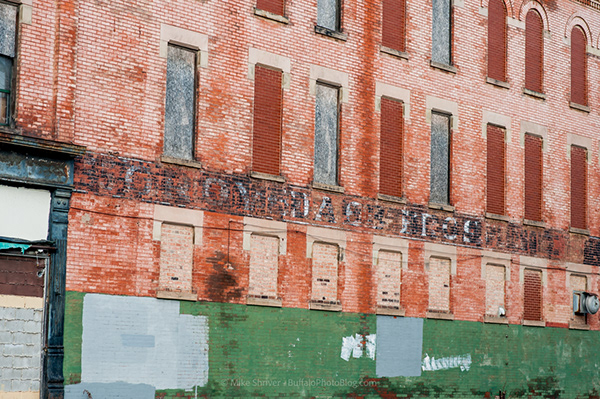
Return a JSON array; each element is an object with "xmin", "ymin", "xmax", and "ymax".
[{"xmin": 573, "ymin": 292, "xmax": 600, "ymax": 314}]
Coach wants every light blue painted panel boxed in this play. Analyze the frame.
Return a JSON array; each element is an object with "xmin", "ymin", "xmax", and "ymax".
[
  {"xmin": 376, "ymin": 316, "xmax": 423, "ymax": 377},
  {"xmin": 64, "ymin": 382, "xmax": 155, "ymax": 399},
  {"xmin": 80, "ymin": 294, "xmax": 208, "ymax": 390}
]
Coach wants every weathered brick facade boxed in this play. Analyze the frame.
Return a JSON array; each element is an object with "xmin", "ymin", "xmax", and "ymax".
[{"xmin": 4, "ymin": 0, "xmax": 600, "ymax": 396}]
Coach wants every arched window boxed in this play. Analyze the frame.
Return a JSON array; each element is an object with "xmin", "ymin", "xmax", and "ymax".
[
  {"xmin": 525, "ymin": 9, "xmax": 543, "ymax": 93},
  {"xmin": 487, "ymin": 0, "xmax": 507, "ymax": 82},
  {"xmin": 571, "ymin": 26, "xmax": 587, "ymax": 106}
]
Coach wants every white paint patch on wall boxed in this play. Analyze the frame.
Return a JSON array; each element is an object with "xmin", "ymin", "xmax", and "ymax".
[
  {"xmin": 421, "ymin": 353, "xmax": 472, "ymax": 372},
  {"xmin": 340, "ymin": 334, "xmax": 376, "ymax": 361},
  {"xmin": 0, "ymin": 185, "xmax": 51, "ymax": 241},
  {"xmin": 81, "ymin": 294, "xmax": 208, "ymax": 390},
  {"xmin": 0, "ymin": 304, "xmax": 43, "ymax": 393}
]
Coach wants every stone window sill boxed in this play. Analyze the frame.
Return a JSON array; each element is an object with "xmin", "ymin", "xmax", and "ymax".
[
  {"xmin": 484, "ymin": 315, "xmax": 508, "ymax": 324},
  {"xmin": 156, "ymin": 290, "xmax": 197, "ymax": 301},
  {"xmin": 523, "ymin": 88, "xmax": 546, "ymax": 100},
  {"xmin": 312, "ymin": 181, "xmax": 345, "ymax": 193},
  {"xmin": 486, "ymin": 77, "xmax": 510, "ymax": 89},
  {"xmin": 430, "ymin": 60, "xmax": 457, "ymax": 74},
  {"xmin": 486, "ymin": 212, "xmax": 509, "ymax": 222},
  {"xmin": 568, "ymin": 321, "xmax": 590, "ymax": 330},
  {"xmin": 428, "ymin": 203, "xmax": 455, "ymax": 212},
  {"xmin": 247, "ymin": 296, "xmax": 282, "ymax": 307},
  {"xmin": 253, "ymin": 7, "xmax": 289, "ymax": 24},
  {"xmin": 569, "ymin": 102, "xmax": 590, "ymax": 113},
  {"xmin": 377, "ymin": 306, "xmax": 406, "ymax": 316},
  {"xmin": 309, "ymin": 300, "xmax": 342, "ymax": 312},
  {"xmin": 161, "ymin": 155, "xmax": 203, "ymax": 169},
  {"xmin": 523, "ymin": 219, "xmax": 545, "ymax": 228},
  {"xmin": 314, "ymin": 25, "xmax": 347, "ymax": 41},
  {"xmin": 570, "ymin": 227, "xmax": 590, "ymax": 236},
  {"xmin": 377, "ymin": 193, "xmax": 406, "ymax": 204},
  {"xmin": 250, "ymin": 171, "xmax": 285, "ymax": 183},
  {"xmin": 380, "ymin": 45, "xmax": 408, "ymax": 60},
  {"xmin": 426, "ymin": 310, "xmax": 454, "ymax": 320},
  {"xmin": 522, "ymin": 319, "xmax": 545, "ymax": 327}
]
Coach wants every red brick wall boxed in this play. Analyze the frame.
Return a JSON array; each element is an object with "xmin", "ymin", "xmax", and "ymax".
[
  {"xmin": 486, "ymin": 124, "xmax": 505, "ymax": 215},
  {"xmin": 252, "ymin": 65, "xmax": 283, "ymax": 176},
  {"xmin": 8, "ymin": 0, "xmax": 599, "ymax": 331},
  {"xmin": 487, "ymin": 0, "xmax": 506, "ymax": 82},
  {"xmin": 382, "ymin": 0, "xmax": 406, "ymax": 52},
  {"xmin": 571, "ymin": 145, "xmax": 587, "ymax": 230},
  {"xmin": 379, "ymin": 97, "xmax": 403, "ymax": 197},
  {"xmin": 525, "ymin": 10, "xmax": 543, "ymax": 93},
  {"xmin": 524, "ymin": 134, "xmax": 543, "ymax": 222}
]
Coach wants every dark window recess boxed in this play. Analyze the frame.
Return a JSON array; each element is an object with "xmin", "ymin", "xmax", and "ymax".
[
  {"xmin": 382, "ymin": 0, "xmax": 406, "ymax": 52},
  {"xmin": 523, "ymin": 269, "xmax": 542, "ymax": 321},
  {"xmin": 317, "ymin": 0, "xmax": 340, "ymax": 31},
  {"xmin": 431, "ymin": 0, "xmax": 452, "ymax": 65},
  {"xmin": 430, "ymin": 112, "xmax": 451, "ymax": 204},
  {"xmin": 487, "ymin": 0, "xmax": 507, "ymax": 82},
  {"xmin": 257, "ymin": 0, "xmax": 284, "ymax": 15},
  {"xmin": 0, "ymin": 3, "xmax": 17, "ymax": 126},
  {"xmin": 314, "ymin": 83, "xmax": 340, "ymax": 186},
  {"xmin": 0, "ymin": 256, "xmax": 45, "ymax": 298},
  {"xmin": 252, "ymin": 65, "xmax": 283, "ymax": 176},
  {"xmin": 525, "ymin": 10, "xmax": 543, "ymax": 93},
  {"xmin": 164, "ymin": 45, "xmax": 196, "ymax": 160},
  {"xmin": 571, "ymin": 26, "xmax": 587, "ymax": 106},
  {"xmin": 486, "ymin": 125, "xmax": 505, "ymax": 215},
  {"xmin": 571, "ymin": 145, "xmax": 587, "ymax": 230},
  {"xmin": 379, "ymin": 97, "xmax": 404, "ymax": 197},
  {"xmin": 524, "ymin": 134, "xmax": 543, "ymax": 221}
]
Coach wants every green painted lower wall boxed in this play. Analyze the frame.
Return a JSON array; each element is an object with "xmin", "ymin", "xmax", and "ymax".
[{"xmin": 63, "ymin": 292, "xmax": 600, "ymax": 398}]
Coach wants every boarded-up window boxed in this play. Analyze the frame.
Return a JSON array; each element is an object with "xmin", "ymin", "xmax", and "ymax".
[
  {"xmin": 248, "ymin": 234, "xmax": 279, "ymax": 299},
  {"xmin": 487, "ymin": 0, "xmax": 507, "ymax": 82},
  {"xmin": 571, "ymin": 274, "xmax": 587, "ymax": 325},
  {"xmin": 431, "ymin": 0, "xmax": 452, "ymax": 65},
  {"xmin": 164, "ymin": 45, "xmax": 196, "ymax": 160},
  {"xmin": 571, "ymin": 145, "xmax": 587, "ymax": 230},
  {"xmin": 317, "ymin": 0, "xmax": 340, "ymax": 31},
  {"xmin": 377, "ymin": 251, "xmax": 402, "ymax": 309},
  {"xmin": 0, "ymin": 3, "xmax": 17, "ymax": 125},
  {"xmin": 428, "ymin": 257, "xmax": 451, "ymax": 312},
  {"xmin": 486, "ymin": 125, "xmax": 505, "ymax": 215},
  {"xmin": 571, "ymin": 26, "xmax": 587, "ymax": 106},
  {"xmin": 523, "ymin": 269, "xmax": 542, "ymax": 321},
  {"xmin": 311, "ymin": 243, "xmax": 339, "ymax": 303},
  {"xmin": 525, "ymin": 10, "xmax": 543, "ymax": 93},
  {"xmin": 257, "ymin": 0, "xmax": 284, "ymax": 15},
  {"xmin": 485, "ymin": 264, "xmax": 505, "ymax": 316},
  {"xmin": 524, "ymin": 134, "xmax": 543, "ymax": 221},
  {"xmin": 314, "ymin": 83, "xmax": 339, "ymax": 186},
  {"xmin": 0, "ymin": 256, "xmax": 45, "ymax": 298},
  {"xmin": 382, "ymin": 0, "xmax": 406, "ymax": 52},
  {"xmin": 379, "ymin": 97, "xmax": 403, "ymax": 197},
  {"xmin": 252, "ymin": 65, "xmax": 283, "ymax": 176},
  {"xmin": 159, "ymin": 223, "xmax": 194, "ymax": 293},
  {"xmin": 0, "ymin": 255, "xmax": 44, "ymax": 395},
  {"xmin": 430, "ymin": 112, "xmax": 451, "ymax": 204}
]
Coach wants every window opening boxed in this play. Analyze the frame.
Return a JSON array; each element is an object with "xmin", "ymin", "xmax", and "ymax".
[
  {"xmin": 164, "ymin": 44, "xmax": 196, "ymax": 160},
  {"xmin": 314, "ymin": 82, "xmax": 340, "ymax": 186}
]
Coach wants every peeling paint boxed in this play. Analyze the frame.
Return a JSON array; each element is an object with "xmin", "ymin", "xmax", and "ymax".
[
  {"xmin": 340, "ymin": 333, "xmax": 376, "ymax": 361},
  {"xmin": 421, "ymin": 353, "xmax": 472, "ymax": 372}
]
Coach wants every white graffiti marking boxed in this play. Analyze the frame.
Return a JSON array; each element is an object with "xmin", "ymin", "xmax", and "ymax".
[
  {"xmin": 340, "ymin": 334, "xmax": 376, "ymax": 361},
  {"xmin": 421, "ymin": 353, "xmax": 472, "ymax": 372}
]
